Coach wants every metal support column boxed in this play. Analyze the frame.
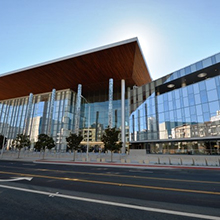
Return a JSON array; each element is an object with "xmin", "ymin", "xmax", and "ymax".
[
  {"xmin": 121, "ymin": 79, "xmax": 125, "ymax": 153},
  {"xmin": 108, "ymin": 78, "xmax": 113, "ymax": 128},
  {"xmin": 47, "ymin": 89, "xmax": 56, "ymax": 135},
  {"xmin": 24, "ymin": 93, "xmax": 33, "ymax": 135},
  {"xmin": 74, "ymin": 84, "xmax": 82, "ymax": 135}
]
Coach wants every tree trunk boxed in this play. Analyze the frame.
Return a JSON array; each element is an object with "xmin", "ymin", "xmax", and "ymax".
[
  {"xmin": 18, "ymin": 149, "xmax": 21, "ymax": 159},
  {"xmin": 111, "ymin": 151, "xmax": 113, "ymax": 162},
  {"xmin": 43, "ymin": 147, "xmax": 47, "ymax": 160},
  {"xmin": 73, "ymin": 150, "xmax": 76, "ymax": 161},
  {"xmin": 43, "ymin": 150, "xmax": 45, "ymax": 160}
]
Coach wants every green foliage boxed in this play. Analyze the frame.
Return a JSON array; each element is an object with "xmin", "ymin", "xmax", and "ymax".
[
  {"xmin": 101, "ymin": 127, "xmax": 122, "ymax": 153},
  {"xmin": 0, "ymin": 134, "xmax": 7, "ymax": 149},
  {"xmin": 12, "ymin": 134, "xmax": 30, "ymax": 158},
  {"xmin": 66, "ymin": 132, "xmax": 83, "ymax": 152},
  {"xmin": 35, "ymin": 134, "xmax": 55, "ymax": 152},
  {"xmin": 66, "ymin": 132, "xmax": 83, "ymax": 161},
  {"xmin": 12, "ymin": 134, "xmax": 30, "ymax": 150}
]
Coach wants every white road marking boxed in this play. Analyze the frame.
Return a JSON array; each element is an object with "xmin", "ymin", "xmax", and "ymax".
[
  {"xmin": 0, "ymin": 177, "xmax": 33, "ymax": 182},
  {"xmin": 0, "ymin": 184, "xmax": 219, "ymax": 219},
  {"xmin": 49, "ymin": 192, "xmax": 59, "ymax": 197}
]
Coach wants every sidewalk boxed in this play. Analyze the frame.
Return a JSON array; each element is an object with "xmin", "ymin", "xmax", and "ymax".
[
  {"xmin": 1, "ymin": 151, "xmax": 220, "ymax": 170},
  {"xmin": 33, "ymin": 159, "xmax": 220, "ymax": 170}
]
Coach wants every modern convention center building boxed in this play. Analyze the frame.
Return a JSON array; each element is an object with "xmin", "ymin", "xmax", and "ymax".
[{"xmin": 1, "ymin": 38, "xmax": 220, "ymax": 154}]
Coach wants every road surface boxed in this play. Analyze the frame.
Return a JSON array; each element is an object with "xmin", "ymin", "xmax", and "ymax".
[{"xmin": 0, "ymin": 160, "xmax": 219, "ymax": 220}]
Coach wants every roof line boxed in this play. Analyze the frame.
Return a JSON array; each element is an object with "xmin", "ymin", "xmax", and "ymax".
[
  {"xmin": 0, "ymin": 37, "xmax": 138, "ymax": 78},
  {"xmin": 136, "ymin": 38, "xmax": 152, "ymax": 80}
]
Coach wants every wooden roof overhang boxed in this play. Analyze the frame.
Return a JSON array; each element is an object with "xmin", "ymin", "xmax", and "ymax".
[{"xmin": 0, "ymin": 38, "xmax": 151, "ymax": 100}]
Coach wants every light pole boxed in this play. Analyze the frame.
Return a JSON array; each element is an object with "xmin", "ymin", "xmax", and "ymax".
[{"xmin": 81, "ymin": 95, "xmax": 90, "ymax": 161}]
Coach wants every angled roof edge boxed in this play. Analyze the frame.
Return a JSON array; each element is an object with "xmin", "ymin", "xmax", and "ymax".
[
  {"xmin": 136, "ymin": 38, "xmax": 152, "ymax": 80},
  {"xmin": 0, "ymin": 37, "xmax": 139, "ymax": 78}
]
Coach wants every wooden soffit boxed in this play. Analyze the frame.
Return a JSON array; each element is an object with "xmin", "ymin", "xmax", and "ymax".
[{"xmin": 0, "ymin": 38, "xmax": 151, "ymax": 100}]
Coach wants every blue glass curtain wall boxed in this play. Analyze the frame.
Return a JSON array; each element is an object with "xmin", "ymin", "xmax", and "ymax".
[
  {"xmin": 130, "ymin": 53, "xmax": 220, "ymax": 155},
  {"xmin": 158, "ymin": 75, "xmax": 220, "ymax": 140},
  {"xmin": 166, "ymin": 52, "xmax": 220, "ymax": 83},
  {"xmin": 0, "ymin": 89, "xmax": 75, "ymax": 150},
  {"xmin": 131, "ymin": 75, "xmax": 220, "ymax": 142},
  {"xmin": 0, "ymin": 86, "xmax": 129, "ymax": 150}
]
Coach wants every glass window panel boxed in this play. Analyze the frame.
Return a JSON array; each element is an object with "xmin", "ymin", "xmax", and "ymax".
[
  {"xmin": 173, "ymin": 110, "xmax": 177, "ymax": 120},
  {"xmin": 200, "ymin": 90, "xmax": 208, "ymax": 103},
  {"xmin": 188, "ymin": 94, "xmax": 195, "ymax": 105},
  {"xmin": 157, "ymin": 95, "xmax": 163, "ymax": 104},
  {"xmin": 173, "ymin": 72, "xmax": 177, "ymax": 79},
  {"xmin": 206, "ymin": 78, "xmax": 216, "ymax": 90},
  {"xmin": 215, "ymin": 76, "xmax": 220, "ymax": 86},
  {"xmin": 185, "ymin": 117, "xmax": 191, "ymax": 124},
  {"xmin": 183, "ymin": 97, "xmax": 189, "ymax": 106},
  {"xmin": 158, "ymin": 103, "xmax": 163, "ymax": 113},
  {"xmin": 182, "ymin": 87, "xmax": 188, "ymax": 97},
  {"xmin": 163, "ymin": 93, "xmax": 168, "ymax": 101},
  {"xmin": 193, "ymin": 83, "xmax": 199, "ymax": 94},
  {"xmin": 185, "ymin": 66, "xmax": 191, "ymax": 74},
  {"xmin": 196, "ymin": 104, "xmax": 202, "ymax": 115},
  {"xmin": 184, "ymin": 108, "xmax": 190, "ymax": 117},
  {"xmin": 199, "ymin": 81, "xmax": 206, "ymax": 91},
  {"xmin": 176, "ymin": 71, "xmax": 180, "ymax": 78},
  {"xmin": 217, "ymin": 87, "xmax": 220, "ymax": 99},
  {"xmin": 165, "ymin": 111, "xmax": 169, "ymax": 120},
  {"xmin": 159, "ymin": 113, "xmax": 164, "ymax": 123},
  {"xmin": 195, "ymin": 94, "xmax": 201, "ymax": 104},
  {"xmin": 191, "ymin": 64, "xmax": 197, "ymax": 72},
  {"xmin": 168, "ymin": 92, "xmax": 172, "ymax": 102},
  {"xmin": 191, "ymin": 115, "xmax": 197, "ymax": 123},
  {"xmin": 174, "ymin": 90, "xmax": 180, "ymax": 99},
  {"xmin": 176, "ymin": 99, "xmax": 180, "ymax": 109},
  {"xmin": 169, "ymin": 111, "xmax": 174, "ymax": 120},
  {"xmin": 211, "ymin": 56, "xmax": 216, "ymax": 64},
  {"xmin": 173, "ymin": 99, "xmax": 176, "ymax": 109},
  {"xmin": 196, "ymin": 61, "xmax": 203, "ymax": 70},
  {"xmin": 180, "ymin": 69, "xmax": 185, "ymax": 77},
  {"xmin": 176, "ymin": 109, "xmax": 182, "ymax": 119},
  {"xmin": 202, "ymin": 103, "xmax": 209, "ymax": 113},
  {"xmin": 180, "ymin": 97, "xmax": 184, "ymax": 107},
  {"xmin": 187, "ymin": 85, "xmax": 193, "ymax": 94},
  {"xmin": 198, "ymin": 115, "xmax": 203, "ymax": 123},
  {"xmin": 169, "ymin": 101, "xmax": 174, "ymax": 110},
  {"xmin": 202, "ymin": 57, "xmax": 212, "ymax": 68},
  {"xmin": 207, "ymin": 89, "xmax": 218, "ymax": 102},
  {"xmin": 215, "ymin": 53, "xmax": 220, "ymax": 62},
  {"xmin": 203, "ymin": 112, "xmax": 210, "ymax": 122},
  {"xmin": 190, "ymin": 106, "xmax": 196, "ymax": 115},
  {"xmin": 164, "ymin": 101, "xmax": 169, "ymax": 111},
  {"xmin": 209, "ymin": 101, "xmax": 220, "ymax": 114}
]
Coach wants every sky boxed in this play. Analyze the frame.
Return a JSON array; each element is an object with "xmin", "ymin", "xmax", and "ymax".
[{"xmin": 0, "ymin": 0, "xmax": 220, "ymax": 80}]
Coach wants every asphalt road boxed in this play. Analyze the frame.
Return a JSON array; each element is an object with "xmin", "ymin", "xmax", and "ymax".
[{"xmin": 0, "ymin": 160, "xmax": 219, "ymax": 220}]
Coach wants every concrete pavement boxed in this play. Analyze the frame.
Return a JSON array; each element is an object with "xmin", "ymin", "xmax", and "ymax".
[{"xmin": 1, "ymin": 150, "xmax": 220, "ymax": 170}]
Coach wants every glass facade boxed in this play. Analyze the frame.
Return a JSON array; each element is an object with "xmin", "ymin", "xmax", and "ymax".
[
  {"xmin": 0, "ymin": 84, "xmax": 129, "ymax": 151},
  {"xmin": 0, "ymin": 89, "xmax": 75, "ymax": 150},
  {"xmin": 130, "ymin": 52, "xmax": 220, "ymax": 155}
]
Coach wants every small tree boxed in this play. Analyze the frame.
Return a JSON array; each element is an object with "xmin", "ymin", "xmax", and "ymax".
[
  {"xmin": 0, "ymin": 134, "xmax": 7, "ymax": 150},
  {"xmin": 66, "ymin": 132, "xmax": 83, "ymax": 161},
  {"xmin": 101, "ymin": 127, "xmax": 122, "ymax": 162},
  {"xmin": 12, "ymin": 134, "xmax": 30, "ymax": 158},
  {"xmin": 35, "ymin": 134, "xmax": 55, "ymax": 159}
]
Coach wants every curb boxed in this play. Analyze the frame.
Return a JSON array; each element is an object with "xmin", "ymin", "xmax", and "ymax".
[{"xmin": 34, "ymin": 160, "xmax": 220, "ymax": 170}]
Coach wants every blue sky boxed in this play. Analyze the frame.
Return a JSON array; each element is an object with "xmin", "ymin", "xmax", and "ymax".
[{"xmin": 1, "ymin": 0, "xmax": 220, "ymax": 80}]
